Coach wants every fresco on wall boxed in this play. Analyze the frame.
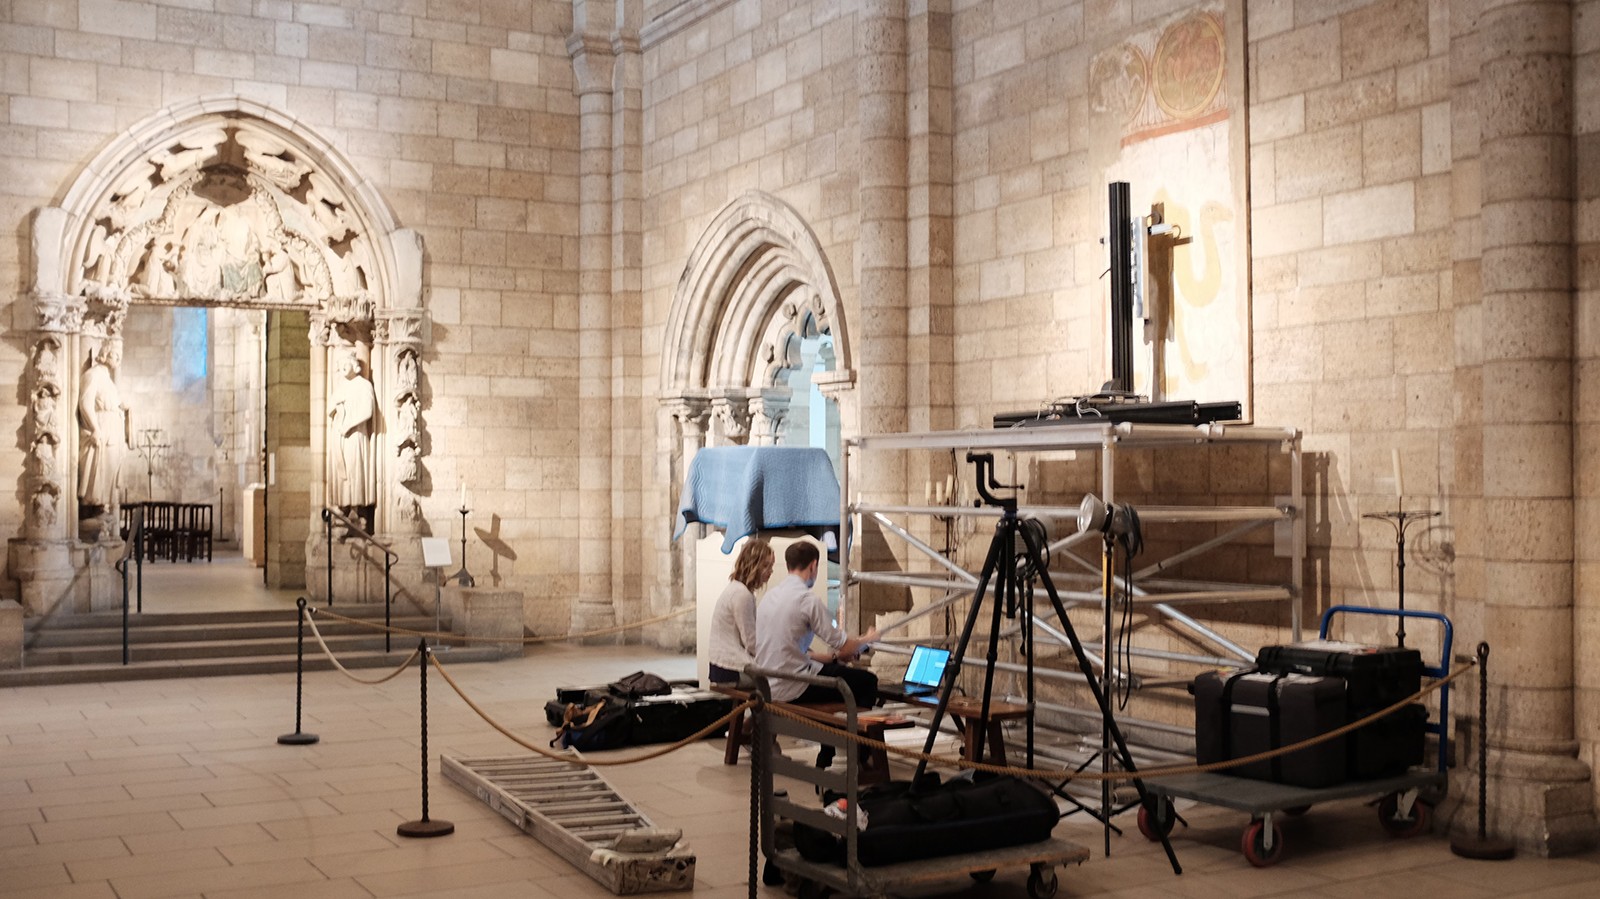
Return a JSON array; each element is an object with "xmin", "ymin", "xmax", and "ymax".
[{"xmin": 1088, "ymin": 2, "xmax": 1249, "ymax": 411}]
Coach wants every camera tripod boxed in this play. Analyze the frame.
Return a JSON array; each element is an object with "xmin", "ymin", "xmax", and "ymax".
[{"xmin": 912, "ymin": 453, "xmax": 1181, "ymax": 874}]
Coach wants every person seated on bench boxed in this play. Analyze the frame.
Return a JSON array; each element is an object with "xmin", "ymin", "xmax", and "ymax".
[
  {"xmin": 754, "ymin": 541, "xmax": 880, "ymax": 767},
  {"xmin": 708, "ymin": 538, "xmax": 774, "ymax": 689}
]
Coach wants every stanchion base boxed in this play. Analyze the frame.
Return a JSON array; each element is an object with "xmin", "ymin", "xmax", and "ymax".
[
  {"xmin": 397, "ymin": 818, "xmax": 454, "ymax": 838},
  {"xmin": 277, "ymin": 732, "xmax": 319, "ymax": 745},
  {"xmin": 1450, "ymin": 836, "xmax": 1516, "ymax": 860}
]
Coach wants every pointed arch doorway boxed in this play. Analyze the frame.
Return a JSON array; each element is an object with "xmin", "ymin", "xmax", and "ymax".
[
  {"xmin": 15, "ymin": 97, "xmax": 432, "ymax": 616},
  {"xmin": 657, "ymin": 191, "xmax": 856, "ymax": 636}
]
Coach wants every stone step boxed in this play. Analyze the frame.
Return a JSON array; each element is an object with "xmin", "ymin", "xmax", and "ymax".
[
  {"xmin": 0, "ymin": 644, "xmax": 507, "ymax": 688},
  {"xmin": 23, "ymin": 632, "xmax": 444, "ymax": 666},
  {"xmin": 25, "ymin": 616, "xmax": 442, "ymax": 648}
]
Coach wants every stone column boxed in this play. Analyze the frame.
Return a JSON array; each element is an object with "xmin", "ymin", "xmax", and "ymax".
[
  {"xmin": 9, "ymin": 290, "xmax": 86, "ymax": 617},
  {"xmin": 1466, "ymin": 0, "xmax": 1598, "ymax": 855},
  {"xmin": 377, "ymin": 308, "xmax": 427, "ymax": 537},
  {"xmin": 665, "ymin": 396, "xmax": 708, "ymax": 649},
  {"xmin": 610, "ymin": 6, "xmax": 646, "ymax": 634},
  {"xmin": 569, "ymin": 16, "xmax": 619, "ymax": 640},
  {"xmin": 853, "ymin": 0, "xmax": 911, "ymax": 626}
]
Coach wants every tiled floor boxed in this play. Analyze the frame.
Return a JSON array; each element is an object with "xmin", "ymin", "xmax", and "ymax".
[{"xmin": 6, "ymin": 638, "xmax": 1600, "ymax": 898}]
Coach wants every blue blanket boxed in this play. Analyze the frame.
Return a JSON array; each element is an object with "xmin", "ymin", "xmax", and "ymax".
[{"xmin": 673, "ymin": 446, "xmax": 840, "ymax": 553}]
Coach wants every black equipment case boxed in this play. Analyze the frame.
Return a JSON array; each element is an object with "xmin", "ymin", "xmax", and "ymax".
[
  {"xmin": 1255, "ymin": 639, "xmax": 1423, "ymax": 708},
  {"xmin": 545, "ymin": 683, "xmax": 733, "ymax": 746},
  {"xmin": 794, "ymin": 774, "xmax": 1060, "ymax": 867},
  {"xmin": 1194, "ymin": 670, "xmax": 1348, "ymax": 788}
]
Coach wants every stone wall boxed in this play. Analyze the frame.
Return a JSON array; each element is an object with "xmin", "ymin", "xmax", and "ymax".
[{"xmin": 0, "ymin": 1, "xmax": 585, "ymax": 633}]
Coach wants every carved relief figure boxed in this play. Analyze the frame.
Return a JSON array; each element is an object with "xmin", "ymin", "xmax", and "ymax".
[
  {"xmin": 396, "ymin": 348, "xmax": 418, "ymax": 395},
  {"xmin": 262, "ymin": 242, "xmax": 299, "ymax": 303},
  {"xmin": 397, "ymin": 394, "xmax": 421, "ymax": 448},
  {"xmin": 32, "ymin": 488, "xmax": 57, "ymax": 528},
  {"xmin": 397, "ymin": 444, "xmax": 422, "ymax": 486},
  {"xmin": 33, "ymin": 434, "xmax": 57, "ymax": 479},
  {"xmin": 33, "ymin": 385, "xmax": 58, "ymax": 434},
  {"xmin": 328, "ymin": 349, "xmax": 376, "ymax": 510},
  {"xmin": 77, "ymin": 343, "xmax": 127, "ymax": 509}
]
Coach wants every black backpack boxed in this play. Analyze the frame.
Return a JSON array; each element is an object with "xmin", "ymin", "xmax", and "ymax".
[{"xmin": 608, "ymin": 671, "xmax": 671, "ymax": 699}]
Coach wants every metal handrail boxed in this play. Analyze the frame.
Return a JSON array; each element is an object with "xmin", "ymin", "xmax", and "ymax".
[
  {"xmin": 114, "ymin": 506, "xmax": 146, "ymax": 665},
  {"xmin": 321, "ymin": 507, "xmax": 398, "ymax": 651}
]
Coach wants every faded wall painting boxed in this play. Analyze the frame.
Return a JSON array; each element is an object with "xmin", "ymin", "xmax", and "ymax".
[{"xmin": 1088, "ymin": 1, "xmax": 1250, "ymax": 412}]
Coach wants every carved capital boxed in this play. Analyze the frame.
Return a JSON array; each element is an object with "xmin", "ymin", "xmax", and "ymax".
[
  {"xmin": 662, "ymin": 395, "xmax": 710, "ymax": 436},
  {"xmin": 813, "ymin": 368, "xmax": 856, "ymax": 402},
  {"xmin": 710, "ymin": 395, "xmax": 752, "ymax": 441},
  {"xmin": 567, "ymin": 32, "xmax": 617, "ymax": 94},
  {"xmin": 748, "ymin": 389, "xmax": 791, "ymax": 446},
  {"xmin": 25, "ymin": 293, "xmax": 85, "ymax": 335},
  {"xmin": 378, "ymin": 307, "xmax": 427, "ymax": 347}
]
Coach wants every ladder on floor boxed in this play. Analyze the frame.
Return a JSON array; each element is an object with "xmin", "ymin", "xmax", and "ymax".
[{"xmin": 441, "ymin": 755, "xmax": 695, "ymax": 894}]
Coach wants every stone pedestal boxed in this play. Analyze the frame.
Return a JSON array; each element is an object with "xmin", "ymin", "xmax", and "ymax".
[
  {"xmin": 1447, "ymin": 748, "xmax": 1599, "ymax": 857},
  {"xmin": 0, "ymin": 600, "xmax": 22, "ymax": 669},
  {"xmin": 442, "ymin": 586, "xmax": 525, "ymax": 659},
  {"xmin": 9, "ymin": 538, "xmax": 80, "ymax": 616}
]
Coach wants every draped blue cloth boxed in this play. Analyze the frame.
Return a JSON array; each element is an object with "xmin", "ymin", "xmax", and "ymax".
[{"xmin": 673, "ymin": 446, "xmax": 840, "ymax": 553}]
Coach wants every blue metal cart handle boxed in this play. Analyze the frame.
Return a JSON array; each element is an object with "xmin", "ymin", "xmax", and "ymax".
[{"xmin": 1318, "ymin": 604, "xmax": 1455, "ymax": 775}]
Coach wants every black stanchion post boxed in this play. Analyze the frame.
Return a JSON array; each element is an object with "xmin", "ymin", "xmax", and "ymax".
[
  {"xmin": 278, "ymin": 597, "xmax": 320, "ymax": 746},
  {"xmin": 1451, "ymin": 642, "xmax": 1514, "ymax": 859},
  {"xmin": 398, "ymin": 638, "xmax": 454, "ymax": 838},
  {"xmin": 384, "ymin": 551, "xmax": 394, "ymax": 653},
  {"xmin": 323, "ymin": 508, "xmax": 335, "ymax": 606}
]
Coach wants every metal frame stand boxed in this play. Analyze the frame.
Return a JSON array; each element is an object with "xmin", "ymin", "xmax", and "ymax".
[
  {"xmin": 450, "ymin": 505, "xmax": 475, "ymax": 587},
  {"xmin": 1361, "ymin": 507, "xmax": 1439, "ymax": 647},
  {"xmin": 912, "ymin": 453, "xmax": 1182, "ymax": 875}
]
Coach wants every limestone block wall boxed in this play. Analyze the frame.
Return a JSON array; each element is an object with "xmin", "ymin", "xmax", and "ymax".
[{"xmin": 0, "ymin": 1, "xmax": 585, "ymax": 632}]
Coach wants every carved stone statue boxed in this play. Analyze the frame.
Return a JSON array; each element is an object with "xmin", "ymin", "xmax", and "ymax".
[
  {"xmin": 328, "ymin": 349, "xmax": 376, "ymax": 509},
  {"xmin": 397, "ymin": 444, "xmax": 422, "ymax": 486},
  {"xmin": 77, "ymin": 343, "xmax": 126, "ymax": 509},
  {"xmin": 33, "ymin": 385, "xmax": 58, "ymax": 434},
  {"xmin": 32, "ymin": 488, "xmax": 57, "ymax": 528}
]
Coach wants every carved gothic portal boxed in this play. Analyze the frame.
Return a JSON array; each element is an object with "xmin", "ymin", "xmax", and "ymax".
[
  {"xmin": 656, "ymin": 191, "xmax": 856, "ymax": 644},
  {"xmin": 13, "ymin": 97, "xmax": 431, "ymax": 617}
]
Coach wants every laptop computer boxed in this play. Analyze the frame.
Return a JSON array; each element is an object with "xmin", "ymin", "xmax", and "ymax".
[{"xmin": 888, "ymin": 645, "xmax": 951, "ymax": 698}]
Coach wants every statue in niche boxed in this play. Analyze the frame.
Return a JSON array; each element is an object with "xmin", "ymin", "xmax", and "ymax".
[
  {"xmin": 32, "ymin": 384, "xmax": 58, "ymax": 434},
  {"xmin": 77, "ymin": 342, "xmax": 127, "ymax": 511},
  {"xmin": 397, "ymin": 444, "xmax": 422, "ymax": 486},
  {"xmin": 397, "ymin": 394, "xmax": 421, "ymax": 448},
  {"xmin": 32, "ymin": 489, "xmax": 57, "ymax": 529},
  {"xmin": 33, "ymin": 339, "xmax": 58, "ymax": 379},
  {"xmin": 328, "ymin": 349, "xmax": 376, "ymax": 515},
  {"xmin": 396, "ymin": 349, "xmax": 418, "ymax": 395},
  {"xmin": 33, "ymin": 434, "xmax": 57, "ymax": 480}
]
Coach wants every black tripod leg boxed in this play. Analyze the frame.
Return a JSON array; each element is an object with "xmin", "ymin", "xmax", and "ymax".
[
  {"xmin": 914, "ymin": 521, "xmax": 1004, "ymax": 782},
  {"xmin": 1018, "ymin": 522, "xmax": 1183, "ymax": 875}
]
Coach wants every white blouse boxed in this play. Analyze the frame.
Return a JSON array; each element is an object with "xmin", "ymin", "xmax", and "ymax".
[{"xmin": 708, "ymin": 579, "xmax": 759, "ymax": 672}]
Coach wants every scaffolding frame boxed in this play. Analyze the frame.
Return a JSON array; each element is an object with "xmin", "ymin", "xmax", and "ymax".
[{"xmin": 839, "ymin": 421, "xmax": 1305, "ymax": 690}]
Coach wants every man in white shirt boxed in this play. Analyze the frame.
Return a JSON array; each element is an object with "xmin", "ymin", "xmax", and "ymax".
[{"xmin": 753, "ymin": 541, "xmax": 880, "ymax": 708}]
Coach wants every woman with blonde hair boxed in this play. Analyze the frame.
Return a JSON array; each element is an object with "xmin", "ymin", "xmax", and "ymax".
[{"xmin": 708, "ymin": 538, "xmax": 775, "ymax": 685}]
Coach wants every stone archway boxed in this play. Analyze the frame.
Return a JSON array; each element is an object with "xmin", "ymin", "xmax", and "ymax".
[
  {"xmin": 15, "ymin": 96, "xmax": 431, "ymax": 616},
  {"xmin": 656, "ymin": 190, "xmax": 855, "ymax": 619}
]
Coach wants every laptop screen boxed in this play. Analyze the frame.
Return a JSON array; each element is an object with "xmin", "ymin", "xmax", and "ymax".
[{"xmin": 904, "ymin": 645, "xmax": 951, "ymax": 688}]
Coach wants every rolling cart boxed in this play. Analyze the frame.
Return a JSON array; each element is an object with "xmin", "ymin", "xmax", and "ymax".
[
  {"xmin": 1138, "ymin": 606, "xmax": 1454, "ymax": 867},
  {"xmin": 750, "ymin": 667, "xmax": 1090, "ymax": 898}
]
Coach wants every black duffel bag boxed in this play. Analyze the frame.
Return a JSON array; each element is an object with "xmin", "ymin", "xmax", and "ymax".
[{"xmin": 794, "ymin": 772, "xmax": 1059, "ymax": 867}]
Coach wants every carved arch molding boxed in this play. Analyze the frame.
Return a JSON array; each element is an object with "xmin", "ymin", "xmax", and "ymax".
[
  {"xmin": 15, "ymin": 97, "xmax": 430, "ymax": 613},
  {"xmin": 660, "ymin": 190, "xmax": 855, "ymax": 445}
]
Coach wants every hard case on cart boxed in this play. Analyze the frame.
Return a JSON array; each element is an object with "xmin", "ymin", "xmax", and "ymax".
[
  {"xmin": 1194, "ymin": 670, "xmax": 1348, "ymax": 788},
  {"xmin": 1255, "ymin": 640, "xmax": 1423, "ymax": 708}
]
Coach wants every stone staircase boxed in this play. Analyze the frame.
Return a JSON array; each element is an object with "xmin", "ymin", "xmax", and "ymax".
[{"xmin": 2, "ymin": 605, "xmax": 507, "ymax": 687}]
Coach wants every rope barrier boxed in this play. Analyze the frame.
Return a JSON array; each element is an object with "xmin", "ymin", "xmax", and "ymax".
[
  {"xmin": 303, "ymin": 606, "xmax": 421, "ymax": 685},
  {"xmin": 760, "ymin": 661, "xmax": 1478, "ymax": 783},
  {"xmin": 428, "ymin": 651, "xmax": 758, "ymax": 767},
  {"xmin": 308, "ymin": 603, "xmax": 695, "ymax": 645}
]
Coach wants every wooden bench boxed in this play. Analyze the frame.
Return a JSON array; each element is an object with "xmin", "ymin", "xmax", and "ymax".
[
  {"xmin": 711, "ymin": 683, "xmax": 890, "ymax": 784},
  {"xmin": 879, "ymin": 688, "xmax": 1031, "ymax": 766}
]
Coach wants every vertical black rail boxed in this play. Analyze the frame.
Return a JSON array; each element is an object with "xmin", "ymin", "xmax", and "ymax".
[
  {"xmin": 1451, "ymin": 642, "xmax": 1515, "ymax": 859},
  {"xmin": 322, "ymin": 508, "xmax": 334, "ymax": 606},
  {"xmin": 384, "ymin": 552, "xmax": 394, "ymax": 653},
  {"xmin": 1108, "ymin": 181, "xmax": 1134, "ymax": 392},
  {"xmin": 397, "ymin": 639, "xmax": 454, "ymax": 837},
  {"xmin": 277, "ymin": 597, "xmax": 320, "ymax": 746},
  {"xmin": 120, "ymin": 555, "xmax": 130, "ymax": 665}
]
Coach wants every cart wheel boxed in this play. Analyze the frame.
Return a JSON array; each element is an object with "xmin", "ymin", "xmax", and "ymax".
[
  {"xmin": 1241, "ymin": 819, "xmax": 1286, "ymax": 867},
  {"xmin": 969, "ymin": 869, "xmax": 996, "ymax": 883},
  {"xmin": 1378, "ymin": 793, "xmax": 1432, "ymax": 838},
  {"xmin": 1137, "ymin": 800, "xmax": 1176, "ymax": 841},
  {"xmin": 1284, "ymin": 805, "xmax": 1311, "ymax": 817},
  {"xmin": 1027, "ymin": 864, "xmax": 1059, "ymax": 899}
]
